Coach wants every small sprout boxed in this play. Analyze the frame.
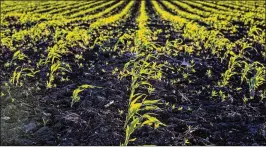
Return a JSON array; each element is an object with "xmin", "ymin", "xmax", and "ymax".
[
  {"xmin": 114, "ymin": 67, "xmax": 119, "ymax": 72},
  {"xmin": 4, "ymin": 62, "xmax": 11, "ymax": 68},
  {"xmin": 118, "ymin": 109, "xmax": 124, "ymax": 115},
  {"xmin": 75, "ymin": 54, "xmax": 83, "ymax": 60},
  {"xmin": 212, "ymin": 90, "xmax": 218, "ymax": 97},
  {"xmin": 147, "ymin": 86, "xmax": 155, "ymax": 94},
  {"xmin": 206, "ymin": 69, "xmax": 212, "ymax": 78},
  {"xmin": 243, "ymin": 96, "xmax": 248, "ymax": 104},
  {"xmin": 221, "ymin": 94, "xmax": 226, "ymax": 102},
  {"xmin": 71, "ymin": 84, "xmax": 101, "ymax": 107},
  {"xmin": 183, "ymin": 73, "xmax": 189, "ymax": 79},
  {"xmin": 172, "ymin": 104, "xmax": 176, "ymax": 110},
  {"xmin": 79, "ymin": 63, "xmax": 84, "ymax": 68},
  {"xmin": 11, "ymin": 98, "xmax": 15, "ymax": 103},
  {"xmin": 219, "ymin": 90, "xmax": 224, "ymax": 97},
  {"xmin": 184, "ymin": 138, "xmax": 190, "ymax": 145},
  {"xmin": 12, "ymin": 50, "xmax": 28, "ymax": 61},
  {"xmin": 4, "ymin": 82, "xmax": 9, "ymax": 87},
  {"xmin": 178, "ymin": 106, "xmax": 183, "ymax": 111}
]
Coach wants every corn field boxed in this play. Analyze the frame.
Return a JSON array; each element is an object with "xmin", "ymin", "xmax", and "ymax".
[{"xmin": 1, "ymin": 0, "xmax": 265, "ymax": 146}]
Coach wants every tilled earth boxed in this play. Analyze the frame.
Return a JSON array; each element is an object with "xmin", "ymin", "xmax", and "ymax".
[
  {"xmin": 1, "ymin": 1, "xmax": 266, "ymax": 145},
  {"xmin": 1, "ymin": 49, "xmax": 266, "ymax": 145}
]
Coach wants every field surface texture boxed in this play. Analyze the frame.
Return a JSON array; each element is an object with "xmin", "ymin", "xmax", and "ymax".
[{"xmin": 0, "ymin": 0, "xmax": 266, "ymax": 146}]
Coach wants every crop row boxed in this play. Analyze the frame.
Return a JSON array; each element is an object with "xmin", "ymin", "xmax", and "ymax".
[{"xmin": 1, "ymin": 0, "xmax": 265, "ymax": 145}]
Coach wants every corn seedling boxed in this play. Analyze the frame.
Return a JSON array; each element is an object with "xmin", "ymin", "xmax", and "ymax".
[
  {"xmin": 46, "ymin": 61, "xmax": 71, "ymax": 89},
  {"xmin": 71, "ymin": 84, "xmax": 101, "ymax": 107},
  {"xmin": 121, "ymin": 54, "xmax": 165, "ymax": 146},
  {"xmin": 248, "ymin": 66, "xmax": 265, "ymax": 99},
  {"xmin": 10, "ymin": 66, "xmax": 39, "ymax": 86},
  {"xmin": 206, "ymin": 69, "xmax": 212, "ymax": 78},
  {"xmin": 11, "ymin": 50, "xmax": 28, "ymax": 62},
  {"xmin": 220, "ymin": 54, "xmax": 240, "ymax": 87}
]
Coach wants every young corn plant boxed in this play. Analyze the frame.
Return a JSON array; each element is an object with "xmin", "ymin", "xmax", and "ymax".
[
  {"xmin": 45, "ymin": 43, "xmax": 64, "ymax": 65},
  {"xmin": 120, "ymin": 54, "xmax": 165, "ymax": 146},
  {"xmin": 220, "ymin": 53, "xmax": 240, "ymax": 87},
  {"xmin": 240, "ymin": 61, "xmax": 251, "ymax": 84},
  {"xmin": 248, "ymin": 66, "xmax": 265, "ymax": 99},
  {"xmin": 46, "ymin": 61, "xmax": 71, "ymax": 89},
  {"xmin": 11, "ymin": 50, "xmax": 28, "ymax": 62},
  {"xmin": 220, "ymin": 47, "xmax": 265, "ymax": 101},
  {"xmin": 237, "ymin": 60, "xmax": 265, "ymax": 100},
  {"xmin": 10, "ymin": 66, "xmax": 39, "ymax": 86},
  {"xmin": 71, "ymin": 84, "xmax": 101, "ymax": 107},
  {"xmin": 10, "ymin": 66, "xmax": 24, "ymax": 86},
  {"xmin": 114, "ymin": 33, "xmax": 134, "ymax": 53}
]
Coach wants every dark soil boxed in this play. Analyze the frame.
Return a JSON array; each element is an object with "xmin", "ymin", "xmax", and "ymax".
[
  {"xmin": 1, "ymin": 0, "xmax": 266, "ymax": 146},
  {"xmin": 1, "ymin": 47, "xmax": 265, "ymax": 145}
]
